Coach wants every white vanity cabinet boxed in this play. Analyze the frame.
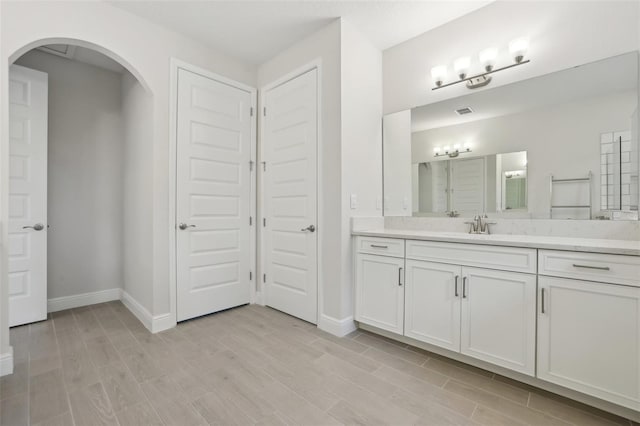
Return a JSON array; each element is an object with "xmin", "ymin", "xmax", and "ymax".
[
  {"xmin": 460, "ymin": 267, "xmax": 536, "ymax": 376},
  {"xmin": 355, "ymin": 236, "xmax": 537, "ymax": 376},
  {"xmin": 403, "ymin": 241, "xmax": 537, "ymax": 376},
  {"xmin": 404, "ymin": 260, "xmax": 461, "ymax": 352},
  {"xmin": 537, "ymin": 250, "xmax": 640, "ymax": 411},
  {"xmin": 355, "ymin": 238, "xmax": 405, "ymax": 334}
]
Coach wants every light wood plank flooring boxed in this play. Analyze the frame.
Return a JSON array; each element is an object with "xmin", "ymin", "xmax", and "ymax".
[{"xmin": 1, "ymin": 301, "xmax": 637, "ymax": 426}]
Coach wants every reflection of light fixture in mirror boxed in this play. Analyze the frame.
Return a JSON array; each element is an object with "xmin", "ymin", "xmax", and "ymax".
[
  {"xmin": 431, "ymin": 37, "xmax": 530, "ymax": 90},
  {"xmin": 431, "ymin": 65, "xmax": 447, "ymax": 87},
  {"xmin": 505, "ymin": 170, "xmax": 524, "ymax": 178},
  {"xmin": 434, "ymin": 144, "xmax": 472, "ymax": 158}
]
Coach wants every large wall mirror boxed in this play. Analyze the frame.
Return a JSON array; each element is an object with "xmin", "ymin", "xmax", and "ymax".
[{"xmin": 383, "ymin": 52, "xmax": 639, "ymax": 220}]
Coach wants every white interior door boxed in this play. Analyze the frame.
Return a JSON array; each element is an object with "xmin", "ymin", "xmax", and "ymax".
[
  {"xmin": 262, "ymin": 69, "xmax": 318, "ymax": 324},
  {"xmin": 8, "ymin": 65, "xmax": 48, "ymax": 327},
  {"xmin": 176, "ymin": 68, "xmax": 254, "ymax": 322},
  {"xmin": 451, "ymin": 157, "xmax": 485, "ymax": 213}
]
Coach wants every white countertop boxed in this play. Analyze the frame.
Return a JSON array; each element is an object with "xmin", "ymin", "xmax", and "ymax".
[{"xmin": 352, "ymin": 228, "xmax": 640, "ymax": 256}]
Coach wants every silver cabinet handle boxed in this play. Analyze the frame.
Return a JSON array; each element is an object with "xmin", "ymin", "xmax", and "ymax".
[
  {"xmin": 454, "ymin": 275, "xmax": 459, "ymax": 297},
  {"xmin": 572, "ymin": 264, "xmax": 610, "ymax": 271},
  {"xmin": 541, "ymin": 288, "xmax": 546, "ymax": 314},
  {"xmin": 178, "ymin": 223, "xmax": 196, "ymax": 230},
  {"xmin": 23, "ymin": 223, "xmax": 44, "ymax": 231},
  {"xmin": 301, "ymin": 225, "xmax": 316, "ymax": 232},
  {"xmin": 370, "ymin": 244, "xmax": 388, "ymax": 249},
  {"xmin": 398, "ymin": 267, "xmax": 403, "ymax": 286},
  {"xmin": 462, "ymin": 276, "xmax": 467, "ymax": 298}
]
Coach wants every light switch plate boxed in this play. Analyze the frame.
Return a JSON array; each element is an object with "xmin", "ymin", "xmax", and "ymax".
[
  {"xmin": 350, "ymin": 194, "xmax": 357, "ymax": 209},
  {"xmin": 403, "ymin": 197, "xmax": 409, "ymax": 209},
  {"xmin": 376, "ymin": 196, "xmax": 382, "ymax": 210}
]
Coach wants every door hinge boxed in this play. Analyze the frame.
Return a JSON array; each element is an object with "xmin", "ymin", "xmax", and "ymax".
[
  {"xmin": 263, "ymin": 274, "xmax": 266, "ymax": 283},
  {"xmin": 263, "ymin": 218, "xmax": 266, "ymax": 227},
  {"xmin": 250, "ymin": 107, "xmax": 254, "ymax": 117},
  {"xmin": 250, "ymin": 160, "xmax": 254, "ymax": 171},
  {"xmin": 263, "ymin": 107, "xmax": 267, "ymax": 117},
  {"xmin": 250, "ymin": 271, "xmax": 253, "ymax": 281},
  {"xmin": 261, "ymin": 161, "xmax": 266, "ymax": 172},
  {"xmin": 249, "ymin": 216, "xmax": 253, "ymax": 226}
]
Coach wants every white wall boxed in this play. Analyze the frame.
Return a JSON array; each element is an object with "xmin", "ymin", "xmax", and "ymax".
[
  {"xmin": 412, "ymin": 91, "xmax": 637, "ymax": 218},
  {"xmin": 14, "ymin": 50, "xmax": 124, "ymax": 300},
  {"xmin": 0, "ymin": 0, "xmax": 256, "ymax": 364},
  {"xmin": 340, "ymin": 20, "xmax": 383, "ymax": 321},
  {"xmin": 383, "ymin": 110, "xmax": 412, "ymax": 216},
  {"xmin": 121, "ymin": 72, "xmax": 154, "ymax": 312},
  {"xmin": 383, "ymin": 1, "xmax": 639, "ymax": 114}
]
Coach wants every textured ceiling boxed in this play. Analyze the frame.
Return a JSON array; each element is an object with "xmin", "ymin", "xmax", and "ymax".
[{"xmin": 109, "ymin": 1, "xmax": 492, "ymax": 65}]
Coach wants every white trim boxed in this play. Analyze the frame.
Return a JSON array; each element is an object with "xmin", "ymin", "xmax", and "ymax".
[
  {"xmin": 0, "ymin": 346, "xmax": 13, "ymax": 377},
  {"xmin": 120, "ymin": 290, "xmax": 152, "ymax": 330},
  {"xmin": 121, "ymin": 290, "xmax": 172, "ymax": 333},
  {"xmin": 47, "ymin": 288, "xmax": 121, "ymax": 313},
  {"xmin": 150, "ymin": 313, "xmax": 174, "ymax": 333},
  {"xmin": 318, "ymin": 314, "xmax": 356, "ymax": 337},
  {"xmin": 168, "ymin": 58, "xmax": 258, "ymax": 326},
  {"xmin": 258, "ymin": 58, "xmax": 323, "ymax": 323}
]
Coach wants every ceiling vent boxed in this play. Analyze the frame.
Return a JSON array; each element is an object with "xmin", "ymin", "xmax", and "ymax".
[{"xmin": 455, "ymin": 107, "xmax": 474, "ymax": 115}]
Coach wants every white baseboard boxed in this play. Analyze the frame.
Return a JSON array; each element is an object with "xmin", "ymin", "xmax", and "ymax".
[
  {"xmin": 48, "ymin": 288, "xmax": 122, "ymax": 312},
  {"xmin": 318, "ymin": 314, "xmax": 357, "ymax": 337},
  {"xmin": 151, "ymin": 313, "xmax": 175, "ymax": 333},
  {"xmin": 121, "ymin": 291, "xmax": 175, "ymax": 333},
  {"xmin": 0, "ymin": 346, "xmax": 14, "ymax": 377}
]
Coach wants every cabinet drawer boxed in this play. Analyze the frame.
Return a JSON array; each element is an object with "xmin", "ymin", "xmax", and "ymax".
[
  {"xmin": 539, "ymin": 250, "xmax": 640, "ymax": 287},
  {"xmin": 406, "ymin": 240, "xmax": 536, "ymax": 274},
  {"xmin": 356, "ymin": 236, "xmax": 404, "ymax": 258}
]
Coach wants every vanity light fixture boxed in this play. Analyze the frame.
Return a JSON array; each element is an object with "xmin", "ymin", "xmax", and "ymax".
[
  {"xmin": 430, "ymin": 38, "xmax": 530, "ymax": 90},
  {"xmin": 454, "ymin": 56, "xmax": 471, "ymax": 79},
  {"xmin": 434, "ymin": 144, "xmax": 472, "ymax": 158}
]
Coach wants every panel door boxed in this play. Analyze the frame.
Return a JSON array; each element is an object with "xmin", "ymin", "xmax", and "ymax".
[
  {"xmin": 176, "ymin": 68, "xmax": 253, "ymax": 321},
  {"xmin": 8, "ymin": 65, "xmax": 48, "ymax": 327},
  {"xmin": 460, "ymin": 267, "xmax": 536, "ymax": 376},
  {"xmin": 404, "ymin": 260, "xmax": 461, "ymax": 352},
  {"xmin": 451, "ymin": 157, "xmax": 485, "ymax": 213},
  {"xmin": 355, "ymin": 253, "xmax": 405, "ymax": 335},
  {"xmin": 262, "ymin": 69, "xmax": 318, "ymax": 323},
  {"xmin": 538, "ymin": 276, "xmax": 640, "ymax": 410}
]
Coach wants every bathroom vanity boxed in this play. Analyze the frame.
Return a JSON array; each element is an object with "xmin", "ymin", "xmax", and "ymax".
[
  {"xmin": 353, "ymin": 229, "xmax": 640, "ymax": 418},
  {"xmin": 368, "ymin": 48, "xmax": 640, "ymax": 420}
]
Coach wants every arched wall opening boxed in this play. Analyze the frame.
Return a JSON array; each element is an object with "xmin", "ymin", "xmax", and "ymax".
[{"xmin": 5, "ymin": 38, "xmax": 155, "ymax": 327}]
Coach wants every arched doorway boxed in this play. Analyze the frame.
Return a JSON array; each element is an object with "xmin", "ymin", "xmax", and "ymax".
[{"xmin": 6, "ymin": 38, "xmax": 154, "ymax": 327}]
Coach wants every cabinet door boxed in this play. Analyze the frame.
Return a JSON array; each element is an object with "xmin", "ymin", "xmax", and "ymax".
[
  {"xmin": 460, "ymin": 267, "xmax": 536, "ymax": 376},
  {"xmin": 404, "ymin": 260, "xmax": 461, "ymax": 352},
  {"xmin": 355, "ymin": 253, "xmax": 404, "ymax": 334},
  {"xmin": 538, "ymin": 276, "xmax": 640, "ymax": 411}
]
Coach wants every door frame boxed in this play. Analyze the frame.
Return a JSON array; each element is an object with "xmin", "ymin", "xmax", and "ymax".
[
  {"xmin": 257, "ymin": 59, "xmax": 322, "ymax": 323},
  {"xmin": 168, "ymin": 58, "xmax": 258, "ymax": 326}
]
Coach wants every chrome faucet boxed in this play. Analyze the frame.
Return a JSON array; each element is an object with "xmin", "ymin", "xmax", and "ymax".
[{"xmin": 465, "ymin": 213, "xmax": 496, "ymax": 234}]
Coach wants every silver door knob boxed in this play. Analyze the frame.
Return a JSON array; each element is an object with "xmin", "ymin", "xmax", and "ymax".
[
  {"xmin": 178, "ymin": 223, "xmax": 196, "ymax": 230},
  {"xmin": 23, "ymin": 223, "xmax": 44, "ymax": 231},
  {"xmin": 300, "ymin": 225, "xmax": 315, "ymax": 232}
]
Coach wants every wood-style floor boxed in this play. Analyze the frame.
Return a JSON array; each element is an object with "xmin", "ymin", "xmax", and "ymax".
[{"xmin": 0, "ymin": 301, "xmax": 636, "ymax": 426}]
